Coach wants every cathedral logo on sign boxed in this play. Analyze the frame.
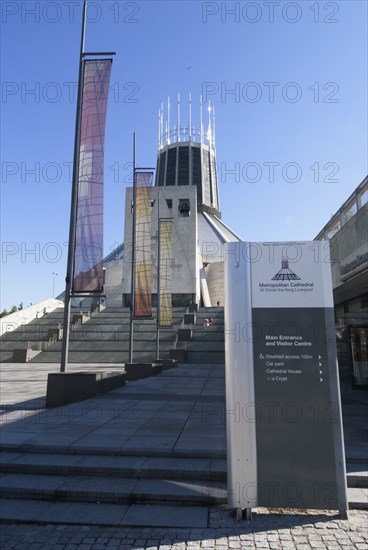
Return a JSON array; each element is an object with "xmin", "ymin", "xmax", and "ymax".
[{"xmin": 271, "ymin": 258, "xmax": 301, "ymax": 281}]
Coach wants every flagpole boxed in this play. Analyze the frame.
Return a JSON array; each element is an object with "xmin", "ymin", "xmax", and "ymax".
[
  {"xmin": 128, "ymin": 132, "xmax": 137, "ymax": 363},
  {"xmin": 60, "ymin": 0, "xmax": 87, "ymax": 373},
  {"xmin": 156, "ymin": 202, "xmax": 161, "ymax": 361}
]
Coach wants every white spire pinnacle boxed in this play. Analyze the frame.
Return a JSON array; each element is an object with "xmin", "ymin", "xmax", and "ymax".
[
  {"xmin": 207, "ymin": 99, "xmax": 212, "ymax": 143},
  {"xmin": 177, "ymin": 93, "xmax": 180, "ymax": 143},
  {"xmin": 167, "ymin": 97, "xmax": 171, "ymax": 145},
  {"xmin": 157, "ymin": 94, "xmax": 216, "ymax": 150},
  {"xmin": 189, "ymin": 92, "xmax": 192, "ymax": 141},
  {"xmin": 213, "ymin": 106, "xmax": 216, "ymax": 150},
  {"xmin": 200, "ymin": 94, "xmax": 203, "ymax": 144}
]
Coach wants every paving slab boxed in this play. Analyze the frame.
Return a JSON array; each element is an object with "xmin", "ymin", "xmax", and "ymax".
[
  {"xmin": 121, "ymin": 503, "xmax": 209, "ymax": 528},
  {"xmin": 0, "ymin": 498, "xmax": 129, "ymax": 525}
]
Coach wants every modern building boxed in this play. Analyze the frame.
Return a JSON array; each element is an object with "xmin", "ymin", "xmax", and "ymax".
[
  {"xmin": 99, "ymin": 102, "xmax": 367, "ymax": 390},
  {"xmin": 104, "ymin": 98, "xmax": 242, "ymax": 309},
  {"xmin": 315, "ymin": 176, "xmax": 368, "ymax": 389}
]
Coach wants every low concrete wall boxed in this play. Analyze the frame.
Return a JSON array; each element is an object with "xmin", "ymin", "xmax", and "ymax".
[
  {"xmin": 124, "ymin": 363, "xmax": 163, "ymax": 381},
  {"xmin": 46, "ymin": 371, "xmax": 126, "ymax": 408},
  {"xmin": 13, "ymin": 348, "xmax": 42, "ymax": 363},
  {"xmin": 184, "ymin": 313, "xmax": 196, "ymax": 324},
  {"xmin": 178, "ymin": 328, "xmax": 192, "ymax": 341},
  {"xmin": 170, "ymin": 349, "xmax": 186, "ymax": 361},
  {"xmin": 48, "ymin": 328, "xmax": 63, "ymax": 340}
]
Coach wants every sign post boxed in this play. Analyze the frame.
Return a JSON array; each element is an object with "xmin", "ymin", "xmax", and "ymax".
[{"xmin": 225, "ymin": 241, "xmax": 348, "ymax": 517}]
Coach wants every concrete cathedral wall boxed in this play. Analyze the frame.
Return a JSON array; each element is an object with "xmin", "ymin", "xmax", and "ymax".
[
  {"xmin": 122, "ymin": 186, "xmax": 199, "ymax": 305},
  {"xmin": 104, "ymin": 262, "xmax": 124, "ymax": 307},
  {"xmin": 205, "ymin": 262, "xmax": 224, "ymax": 307}
]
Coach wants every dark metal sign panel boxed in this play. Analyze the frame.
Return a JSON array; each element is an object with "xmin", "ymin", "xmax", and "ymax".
[
  {"xmin": 252, "ymin": 306, "xmax": 343, "ymax": 509},
  {"xmin": 225, "ymin": 241, "xmax": 348, "ymax": 512}
]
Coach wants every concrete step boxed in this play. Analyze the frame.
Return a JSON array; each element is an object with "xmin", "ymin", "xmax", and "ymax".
[
  {"xmin": 0, "ymin": 499, "xmax": 210, "ymax": 528},
  {"xmin": 0, "ymin": 475, "xmax": 365, "ymax": 513},
  {"xmin": 37, "ymin": 342, "xmax": 175, "ymax": 351},
  {"xmin": 346, "ymin": 465, "xmax": 368, "ymax": 488},
  {"xmin": 196, "ymin": 308, "xmax": 224, "ymax": 315},
  {"xmin": 193, "ymin": 313, "xmax": 224, "ymax": 319},
  {"xmin": 191, "ymin": 333, "xmax": 225, "ymax": 342},
  {"xmin": 185, "ymin": 342, "xmax": 225, "ymax": 352},
  {"xmin": 0, "ymin": 452, "xmax": 227, "ymax": 481},
  {"xmin": 28, "ymin": 351, "xmax": 173, "ymax": 363},
  {"xmin": 185, "ymin": 352, "xmax": 225, "ymax": 364},
  {"xmin": 66, "ymin": 324, "xmax": 179, "ymax": 332},
  {"xmin": 3, "ymin": 452, "xmax": 364, "ymax": 488},
  {"xmin": 0, "ymin": 472, "xmax": 227, "ymax": 506},
  {"xmin": 347, "ymin": 487, "xmax": 368, "ymax": 509}
]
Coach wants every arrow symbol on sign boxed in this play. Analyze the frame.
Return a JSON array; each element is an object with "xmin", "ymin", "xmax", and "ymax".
[
  {"xmin": 320, "ymin": 378, "xmax": 323, "ymax": 382},
  {"xmin": 319, "ymin": 362, "xmax": 322, "ymax": 367},
  {"xmin": 319, "ymin": 370, "xmax": 323, "ymax": 375},
  {"xmin": 318, "ymin": 355, "xmax": 322, "ymax": 360}
]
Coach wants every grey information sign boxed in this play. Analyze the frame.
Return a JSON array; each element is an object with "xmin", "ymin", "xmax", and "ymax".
[
  {"xmin": 225, "ymin": 241, "xmax": 348, "ymax": 513},
  {"xmin": 253, "ymin": 307, "xmax": 345, "ymax": 509}
]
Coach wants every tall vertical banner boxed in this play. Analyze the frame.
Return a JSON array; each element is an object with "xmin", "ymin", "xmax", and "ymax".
[
  {"xmin": 73, "ymin": 59, "xmax": 112, "ymax": 292},
  {"xmin": 225, "ymin": 241, "xmax": 348, "ymax": 512},
  {"xmin": 159, "ymin": 219, "xmax": 173, "ymax": 327},
  {"xmin": 134, "ymin": 172, "xmax": 153, "ymax": 317}
]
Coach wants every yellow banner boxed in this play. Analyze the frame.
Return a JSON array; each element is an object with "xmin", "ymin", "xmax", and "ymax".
[{"xmin": 159, "ymin": 220, "xmax": 173, "ymax": 327}]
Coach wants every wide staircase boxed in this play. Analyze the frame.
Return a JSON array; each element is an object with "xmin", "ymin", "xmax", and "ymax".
[
  {"xmin": 2, "ymin": 307, "xmax": 365, "ymax": 526},
  {"xmin": 0, "ymin": 307, "xmax": 69, "ymax": 363},
  {"xmin": 0, "ymin": 306, "xmax": 225, "ymax": 365},
  {"xmin": 184, "ymin": 307, "xmax": 225, "ymax": 364},
  {"xmin": 1, "ymin": 361, "xmax": 367, "ymax": 528},
  {"xmin": 0, "ymin": 363, "xmax": 227, "ymax": 528}
]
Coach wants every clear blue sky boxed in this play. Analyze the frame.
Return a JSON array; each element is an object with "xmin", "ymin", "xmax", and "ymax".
[{"xmin": 1, "ymin": 0, "xmax": 367, "ymax": 310}]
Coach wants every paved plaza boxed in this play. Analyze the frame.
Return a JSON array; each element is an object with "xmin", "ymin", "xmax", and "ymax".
[
  {"xmin": 1, "ymin": 509, "xmax": 368, "ymax": 549},
  {"xmin": 0, "ymin": 362, "xmax": 367, "ymax": 548}
]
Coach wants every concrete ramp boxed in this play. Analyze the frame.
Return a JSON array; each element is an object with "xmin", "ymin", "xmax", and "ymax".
[{"xmin": 0, "ymin": 298, "xmax": 64, "ymax": 338}]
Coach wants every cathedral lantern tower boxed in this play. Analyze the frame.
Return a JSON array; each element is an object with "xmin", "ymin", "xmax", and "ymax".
[{"xmin": 155, "ymin": 95, "xmax": 220, "ymax": 217}]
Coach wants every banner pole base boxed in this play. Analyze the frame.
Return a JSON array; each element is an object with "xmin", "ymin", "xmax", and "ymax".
[{"xmin": 235, "ymin": 508, "xmax": 252, "ymax": 522}]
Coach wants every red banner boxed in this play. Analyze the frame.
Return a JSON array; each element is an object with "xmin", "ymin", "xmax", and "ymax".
[
  {"xmin": 134, "ymin": 172, "xmax": 153, "ymax": 317},
  {"xmin": 73, "ymin": 59, "xmax": 112, "ymax": 292}
]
